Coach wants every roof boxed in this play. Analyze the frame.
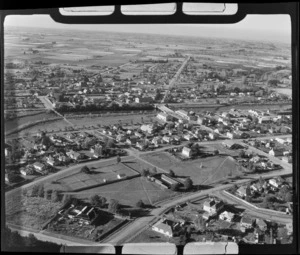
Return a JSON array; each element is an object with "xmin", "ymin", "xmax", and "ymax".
[
  {"xmin": 153, "ymin": 221, "xmax": 173, "ymax": 234},
  {"xmin": 241, "ymin": 216, "xmax": 253, "ymax": 224}
]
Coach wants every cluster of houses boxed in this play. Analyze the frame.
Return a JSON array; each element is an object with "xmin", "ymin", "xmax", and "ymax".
[
  {"xmin": 246, "ymin": 137, "xmax": 292, "ymax": 163},
  {"xmin": 235, "ymin": 176, "xmax": 293, "ymax": 214},
  {"xmin": 151, "ymin": 196, "xmax": 293, "ymax": 244},
  {"xmin": 57, "ymin": 203, "xmax": 98, "ymax": 226}
]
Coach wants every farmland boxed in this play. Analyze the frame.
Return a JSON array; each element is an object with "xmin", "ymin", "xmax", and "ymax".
[{"xmin": 141, "ymin": 152, "xmax": 244, "ymax": 186}]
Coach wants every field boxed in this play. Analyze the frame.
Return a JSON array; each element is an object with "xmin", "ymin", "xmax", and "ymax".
[
  {"xmin": 72, "ymin": 176, "xmax": 177, "ymax": 206},
  {"xmin": 130, "ymin": 228, "xmax": 170, "ymax": 243},
  {"xmin": 141, "ymin": 152, "xmax": 243, "ymax": 186},
  {"xmin": 51, "ymin": 162, "xmax": 139, "ymax": 191},
  {"xmin": 15, "ymin": 112, "xmax": 155, "ymax": 135},
  {"xmin": 6, "ymin": 195, "xmax": 63, "ymax": 230}
]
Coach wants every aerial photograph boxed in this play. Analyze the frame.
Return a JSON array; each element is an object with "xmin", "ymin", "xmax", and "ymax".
[{"xmin": 3, "ymin": 13, "xmax": 293, "ymax": 252}]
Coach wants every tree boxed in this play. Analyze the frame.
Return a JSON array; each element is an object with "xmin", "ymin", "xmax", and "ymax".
[
  {"xmin": 90, "ymin": 195, "xmax": 107, "ymax": 208},
  {"xmin": 245, "ymin": 183, "xmax": 252, "ymax": 198},
  {"xmin": 214, "ymin": 150, "xmax": 219, "ymax": 156},
  {"xmin": 169, "ymin": 170, "xmax": 175, "ymax": 177},
  {"xmin": 285, "ymin": 192, "xmax": 293, "ymax": 202},
  {"xmin": 116, "ymin": 155, "xmax": 121, "ymax": 164},
  {"xmin": 31, "ymin": 185, "xmax": 40, "ymax": 197},
  {"xmin": 141, "ymin": 169, "xmax": 149, "ymax": 177},
  {"xmin": 184, "ymin": 178, "xmax": 193, "ymax": 191},
  {"xmin": 44, "ymin": 189, "xmax": 52, "ymax": 200},
  {"xmin": 62, "ymin": 194, "xmax": 71, "ymax": 205},
  {"xmin": 170, "ymin": 183, "xmax": 180, "ymax": 191},
  {"xmin": 259, "ymin": 176, "xmax": 264, "ymax": 186},
  {"xmin": 136, "ymin": 200, "xmax": 145, "ymax": 208},
  {"xmin": 108, "ymin": 199, "xmax": 120, "ymax": 213},
  {"xmin": 152, "ymin": 167, "xmax": 157, "ymax": 175},
  {"xmin": 106, "ymin": 139, "xmax": 115, "ymax": 148},
  {"xmin": 239, "ymin": 150, "xmax": 246, "ymax": 158},
  {"xmin": 37, "ymin": 185, "xmax": 44, "ymax": 198},
  {"xmin": 51, "ymin": 190, "xmax": 59, "ymax": 202},
  {"xmin": 81, "ymin": 165, "xmax": 90, "ymax": 174}
]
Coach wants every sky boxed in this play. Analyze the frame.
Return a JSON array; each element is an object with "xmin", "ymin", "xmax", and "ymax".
[{"xmin": 4, "ymin": 14, "xmax": 291, "ymax": 43}]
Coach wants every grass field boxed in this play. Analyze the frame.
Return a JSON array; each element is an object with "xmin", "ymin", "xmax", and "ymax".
[
  {"xmin": 141, "ymin": 152, "xmax": 243, "ymax": 186},
  {"xmin": 53, "ymin": 162, "xmax": 139, "ymax": 191},
  {"xmin": 72, "ymin": 176, "xmax": 177, "ymax": 206},
  {"xmin": 16, "ymin": 113, "xmax": 155, "ymax": 135},
  {"xmin": 130, "ymin": 228, "xmax": 170, "ymax": 243},
  {"xmin": 6, "ymin": 196, "xmax": 62, "ymax": 230}
]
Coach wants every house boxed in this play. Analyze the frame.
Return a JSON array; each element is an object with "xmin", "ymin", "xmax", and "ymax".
[
  {"xmin": 140, "ymin": 124, "xmax": 155, "ymax": 134},
  {"xmin": 226, "ymin": 132, "xmax": 239, "ymax": 139},
  {"xmin": 219, "ymin": 211, "xmax": 235, "ymax": 222},
  {"xmin": 209, "ymin": 133, "xmax": 215, "ymax": 140},
  {"xmin": 282, "ymin": 156, "xmax": 292, "ymax": 163},
  {"xmin": 269, "ymin": 178, "xmax": 281, "ymax": 188},
  {"xmin": 162, "ymin": 135, "xmax": 173, "ymax": 144},
  {"xmin": 286, "ymin": 223, "xmax": 293, "ymax": 235},
  {"xmin": 240, "ymin": 216, "xmax": 254, "ymax": 229},
  {"xmin": 66, "ymin": 150, "xmax": 85, "ymax": 160},
  {"xmin": 203, "ymin": 198, "xmax": 224, "ymax": 216},
  {"xmin": 126, "ymin": 136, "xmax": 138, "ymax": 145},
  {"xmin": 236, "ymin": 186, "xmax": 247, "ymax": 198},
  {"xmin": 20, "ymin": 167, "xmax": 34, "ymax": 176},
  {"xmin": 117, "ymin": 173, "xmax": 126, "ymax": 179},
  {"xmin": 202, "ymin": 212, "xmax": 210, "ymax": 221},
  {"xmin": 154, "ymin": 179, "xmax": 169, "ymax": 189},
  {"xmin": 136, "ymin": 141, "xmax": 148, "ymax": 150},
  {"xmin": 183, "ymin": 133, "xmax": 193, "ymax": 141},
  {"xmin": 152, "ymin": 219, "xmax": 174, "ymax": 237},
  {"xmin": 182, "ymin": 146, "xmax": 192, "ymax": 158},
  {"xmin": 256, "ymin": 219, "xmax": 267, "ymax": 231},
  {"xmin": 116, "ymin": 134, "xmax": 127, "ymax": 143},
  {"xmin": 152, "ymin": 136, "xmax": 162, "ymax": 147},
  {"xmin": 269, "ymin": 148, "xmax": 284, "ymax": 157},
  {"xmin": 33, "ymin": 162, "xmax": 45, "ymax": 171},
  {"xmin": 175, "ymin": 109, "xmax": 189, "ymax": 120},
  {"xmin": 64, "ymin": 204, "xmax": 98, "ymax": 225},
  {"xmin": 157, "ymin": 112, "xmax": 172, "ymax": 122},
  {"xmin": 46, "ymin": 156, "xmax": 59, "ymax": 166},
  {"xmin": 135, "ymin": 96, "xmax": 153, "ymax": 104}
]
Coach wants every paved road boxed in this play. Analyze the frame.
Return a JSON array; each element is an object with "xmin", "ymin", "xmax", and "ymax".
[
  {"xmin": 104, "ymin": 167, "xmax": 292, "ymax": 245},
  {"xmin": 162, "ymin": 56, "xmax": 190, "ymax": 103},
  {"xmin": 213, "ymin": 190, "xmax": 292, "ymax": 224}
]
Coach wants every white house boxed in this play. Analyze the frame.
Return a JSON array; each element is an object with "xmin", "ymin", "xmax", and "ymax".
[
  {"xmin": 203, "ymin": 198, "xmax": 224, "ymax": 216},
  {"xmin": 269, "ymin": 178, "xmax": 280, "ymax": 188},
  {"xmin": 157, "ymin": 112, "xmax": 172, "ymax": 122},
  {"xmin": 33, "ymin": 162, "xmax": 45, "ymax": 171},
  {"xmin": 152, "ymin": 220, "xmax": 173, "ymax": 237},
  {"xmin": 182, "ymin": 147, "xmax": 192, "ymax": 158},
  {"xmin": 219, "ymin": 211, "xmax": 235, "ymax": 222}
]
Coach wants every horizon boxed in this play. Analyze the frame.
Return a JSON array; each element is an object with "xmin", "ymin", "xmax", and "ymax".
[{"xmin": 4, "ymin": 14, "xmax": 291, "ymax": 44}]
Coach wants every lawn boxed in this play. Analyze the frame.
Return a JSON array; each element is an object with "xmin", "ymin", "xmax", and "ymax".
[
  {"xmin": 51, "ymin": 162, "xmax": 139, "ymax": 191},
  {"xmin": 6, "ymin": 195, "xmax": 63, "ymax": 230},
  {"xmin": 130, "ymin": 228, "xmax": 170, "ymax": 243},
  {"xmin": 141, "ymin": 152, "xmax": 243, "ymax": 186},
  {"xmin": 72, "ymin": 176, "xmax": 177, "ymax": 206}
]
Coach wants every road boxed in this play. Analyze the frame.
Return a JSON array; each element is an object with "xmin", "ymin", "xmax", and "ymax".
[
  {"xmin": 161, "ymin": 56, "xmax": 190, "ymax": 103},
  {"xmin": 104, "ymin": 165, "xmax": 293, "ymax": 245},
  {"xmin": 213, "ymin": 190, "xmax": 292, "ymax": 224},
  {"xmin": 5, "ymin": 113, "xmax": 292, "ymax": 246}
]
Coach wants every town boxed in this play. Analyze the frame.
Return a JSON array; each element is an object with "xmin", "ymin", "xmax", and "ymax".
[{"xmin": 4, "ymin": 24, "xmax": 293, "ymax": 249}]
